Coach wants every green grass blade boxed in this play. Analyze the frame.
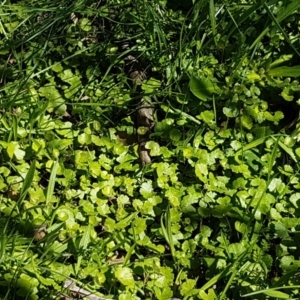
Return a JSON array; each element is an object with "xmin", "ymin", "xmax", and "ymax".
[
  {"xmin": 46, "ymin": 160, "xmax": 59, "ymax": 205},
  {"xmin": 19, "ymin": 159, "xmax": 36, "ymax": 202},
  {"xmin": 242, "ymin": 285, "xmax": 300, "ymax": 297},
  {"xmin": 267, "ymin": 137, "xmax": 279, "ymax": 182},
  {"xmin": 199, "ymin": 265, "xmax": 231, "ymax": 292},
  {"xmin": 219, "ymin": 268, "xmax": 239, "ymax": 300},
  {"xmin": 160, "ymin": 206, "xmax": 175, "ymax": 261},
  {"xmin": 79, "ymin": 224, "xmax": 91, "ymax": 250},
  {"xmin": 268, "ymin": 66, "xmax": 300, "ymax": 77},
  {"xmin": 209, "ymin": 0, "xmax": 217, "ymax": 45},
  {"xmin": 123, "ymin": 243, "xmax": 136, "ymax": 266},
  {"xmin": 278, "ymin": 140, "xmax": 297, "ymax": 163}
]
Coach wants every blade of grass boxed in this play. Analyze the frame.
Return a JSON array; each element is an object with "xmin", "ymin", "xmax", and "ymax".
[
  {"xmin": 209, "ymin": 0, "xmax": 217, "ymax": 46},
  {"xmin": 266, "ymin": 135, "xmax": 280, "ymax": 182},
  {"xmin": 242, "ymin": 285, "xmax": 300, "ymax": 298},
  {"xmin": 160, "ymin": 205, "xmax": 175, "ymax": 261},
  {"xmin": 277, "ymin": 140, "xmax": 297, "ymax": 163},
  {"xmin": 19, "ymin": 160, "xmax": 36, "ymax": 200},
  {"xmin": 46, "ymin": 160, "xmax": 59, "ymax": 205},
  {"xmin": 199, "ymin": 265, "xmax": 231, "ymax": 292},
  {"xmin": 75, "ymin": 224, "xmax": 92, "ymax": 275},
  {"xmin": 123, "ymin": 243, "xmax": 136, "ymax": 267}
]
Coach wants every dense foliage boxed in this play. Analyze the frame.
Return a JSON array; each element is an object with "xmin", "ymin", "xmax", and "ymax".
[{"xmin": 0, "ymin": 0, "xmax": 300, "ymax": 299}]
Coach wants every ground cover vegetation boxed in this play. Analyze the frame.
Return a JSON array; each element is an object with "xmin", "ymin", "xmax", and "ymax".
[{"xmin": 0, "ymin": 0, "xmax": 300, "ymax": 299}]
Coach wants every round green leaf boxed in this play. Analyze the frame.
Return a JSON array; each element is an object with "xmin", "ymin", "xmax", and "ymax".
[
  {"xmin": 169, "ymin": 128, "xmax": 181, "ymax": 142},
  {"xmin": 115, "ymin": 267, "xmax": 135, "ymax": 288},
  {"xmin": 190, "ymin": 75, "xmax": 221, "ymax": 101},
  {"xmin": 240, "ymin": 115, "xmax": 253, "ymax": 130},
  {"xmin": 7, "ymin": 142, "xmax": 25, "ymax": 160}
]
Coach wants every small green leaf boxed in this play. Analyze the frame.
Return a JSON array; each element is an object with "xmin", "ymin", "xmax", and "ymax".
[
  {"xmin": 58, "ymin": 69, "xmax": 81, "ymax": 98},
  {"xmin": 78, "ymin": 133, "xmax": 92, "ymax": 145},
  {"xmin": 161, "ymin": 146, "xmax": 173, "ymax": 158},
  {"xmin": 154, "ymin": 286, "xmax": 173, "ymax": 300},
  {"xmin": 7, "ymin": 142, "xmax": 25, "ymax": 160},
  {"xmin": 195, "ymin": 162, "xmax": 208, "ymax": 183},
  {"xmin": 169, "ymin": 128, "xmax": 181, "ymax": 142},
  {"xmin": 235, "ymin": 221, "xmax": 248, "ymax": 234},
  {"xmin": 290, "ymin": 193, "xmax": 300, "ymax": 208},
  {"xmin": 200, "ymin": 110, "xmax": 215, "ymax": 126},
  {"xmin": 246, "ymin": 70, "xmax": 261, "ymax": 82},
  {"xmin": 190, "ymin": 75, "xmax": 221, "ymax": 101},
  {"xmin": 56, "ymin": 207, "xmax": 77, "ymax": 229},
  {"xmin": 223, "ymin": 105, "xmax": 238, "ymax": 118},
  {"xmin": 165, "ymin": 187, "xmax": 181, "ymax": 207},
  {"xmin": 116, "ymin": 213, "xmax": 137, "ymax": 229},
  {"xmin": 140, "ymin": 181, "xmax": 154, "ymax": 199},
  {"xmin": 281, "ymin": 88, "xmax": 294, "ymax": 101},
  {"xmin": 104, "ymin": 218, "xmax": 115, "ymax": 232},
  {"xmin": 142, "ymin": 77, "xmax": 161, "ymax": 93},
  {"xmin": 199, "ymin": 288, "xmax": 217, "ymax": 300},
  {"xmin": 115, "ymin": 267, "xmax": 135, "ymax": 288},
  {"xmin": 32, "ymin": 139, "xmax": 46, "ymax": 153},
  {"xmin": 137, "ymin": 126, "xmax": 148, "ymax": 135},
  {"xmin": 240, "ymin": 115, "xmax": 253, "ymax": 130},
  {"xmin": 117, "ymin": 195, "xmax": 130, "ymax": 206},
  {"xmin": 275, "ymin": 222, "xmax": 289, "ymax": 239},
  {"xmin": 180, "ymin": 279, "xmax": 198, "ymax": 297},
  {"xmin": 146, "ymin": 141, "xmax": 161, "ymax": 156},
  {"xmin": 52, "ymin": 63, "xmax": 63, "ymax": 73},
  {"xmin": 102, "ymin": 186, "xmax": 114, "ymax": 197},
  {"xmin": 79, "ymin": 18, "xmax": 92, "ymax": 32},
  {"xmin": 17, "ymin": 273, "xmax": 39, "ymax": 297}
]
